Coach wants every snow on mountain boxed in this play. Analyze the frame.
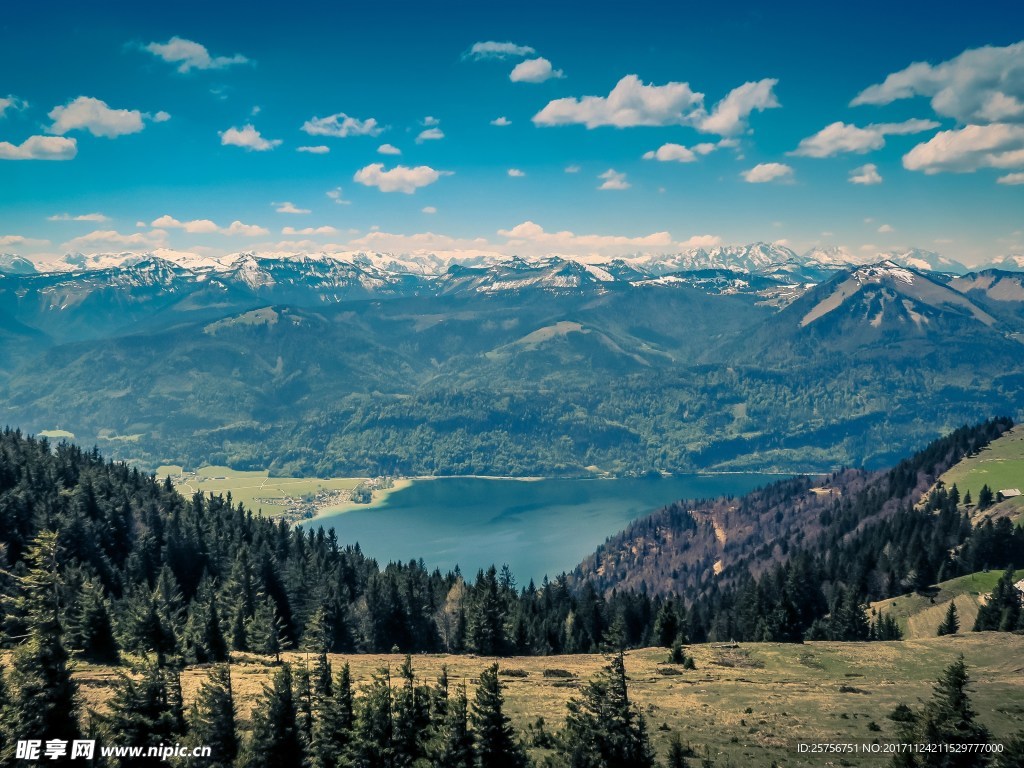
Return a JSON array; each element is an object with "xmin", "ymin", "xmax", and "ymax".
[
  {"xmin": 801, "ymin": 246, "xmax": 867, "ymax": 268},
  {"xmin": 877, "ymin": 248, "xmax": 969, "ymax": 275},
  {"xmin": 0, "ymin": 254, "xmax": 37, "ymax": 274},
  {"xmin": 987, "ymin": 254, "xmax": 1024, "ymax": 271}
]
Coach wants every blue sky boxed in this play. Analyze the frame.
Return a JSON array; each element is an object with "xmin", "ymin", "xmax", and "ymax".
[{"xmin": 1, "ymin": 0, "xmax": 1022, "ymax": 266}]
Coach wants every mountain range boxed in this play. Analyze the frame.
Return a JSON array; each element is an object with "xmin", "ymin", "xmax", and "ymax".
[{"xmin": 2, "ymin": 244, "xmax": 1024, "ymax": 477}]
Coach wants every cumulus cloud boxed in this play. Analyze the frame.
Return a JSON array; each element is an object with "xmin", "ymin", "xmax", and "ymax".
[
  {"xmin": 297, "ymin": 145, "xmax": 329, "ymax": 154},
  {"xmin": 47, "ymin": 97, "xmax": 167, "ymax": 138},
  {"xmin": 491, "ymin": 116, "xmax": 511, "ymax": 126},
  {"xmin": 415, "ymin": 127, "xmax": 444, "ymax": 143},
  {"xmin": 878, "ymin": 224, "xmax": 894, "ymax": 233},
  {"xmin": 597, "ymin": 169, "xmax": 630, "ymax": 190},
  {"xmin": 698, "ymin": 79, "xmax": 779, "ymax": 135},
  {"xmin": 496, "ymin": 220, "xmax": 683, "ymax": 257},
  {"xmin": 353, "ymin": 163, "xmax": 452, "ymax": 193},
  {"xmin": 0, "ymin": 135, "xmax": 77, "ymax": 160},
  {"xmin": 998, "ymin": 172, "xmax": 1024, "ymax": 185},
  {"xmin": 791, "ymin": 119, "xmax": 939, "ymax": 157},
  {"xmin": 564, "ymin": 165, "xmax": 580, "ymax": 173},
  {"xmin": 326, "ymin": 188, "xmax": 351, "ymax": 205},
  {"xmin": 741, "ymin": 162, "xmax": 793, "ymax": 183},
  {"xmin": 422, "ymin": 206, "xmax": 437, "ymax": 214},
  {"xmin": 145, "ymin": 37, "xmax": 249, "ymax": 73},
  {"xmin": 61, "ymin": 229, "xmax": 168, "ymax": 251},
  {"xmin": 151, "ymin": 215, "xmax": 268, "ymax": 236},
  {"xmin": 510, "ymin": 57, "xmax": 564, "ymax": 83},
  {"xmin": 282, "ymin": 225, "xmax": 338, "ymax": 235},
  {"xmin": 533, "ymin": 75, "xmax": 778, "ymax": 135},
  {"xmin": 534, "ymin": 75, "xmax": 703, "ymax": 128},
  {"xmin": 507, "ymin": 168, "xmax": 525, "ymax": 177},
  {"xmin": 902, "ymin": 123, "xmax": 1024, "ymax": 174},
  {"xmin": 0, "ymin": 95, "xmax": 26, "ymax": 117},
  {"xmin": 467, "ymin": 41, "xmax": 535, "ymax": 59},
  {"xmin": 301, "ymin": 112, "xmax": 383, "ymax": 138},
  {"xmin": 679, "ymin": 234, "xmax": 723, "ymax": 248},
  {"xmin": 0, "ymin": 234, "xmax": 49, "ymax": 247},
  {"xmin": 642, "ymin": 141, "xmax": 719, "ymax": 162},
  {"xmin": 219, "ymin": 124, "xmax": 281, "ymax": 151},
  {"xmin": 378, "ymin": 143, "xmax": 401, "ymax": 155},
  {"xmin": 849, "ymin": 163, "xmax": 883, "ymax": 185},
  {"xmin": 48, "ymin": 212, "xmax": 110, "ymax": 222},
  {"xmin": 274, "ymin": 202, "xmax": 310, "ymax": 215},
  {"xmin": 852, "ymin": 41, "xmax": 1024, "ymax": 124}
]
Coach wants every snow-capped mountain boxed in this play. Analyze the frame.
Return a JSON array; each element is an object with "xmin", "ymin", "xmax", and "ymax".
[
  {"xmin": 987, "ymin": 254, "xmax": 1024, "ymax": 271},
  {"xmin": 0, "ymin": 254, "xmax": 39, "ymax": 274},
  {"xmin": 876, "ymin": 248, "xmax": 969, "ymax": 275}
]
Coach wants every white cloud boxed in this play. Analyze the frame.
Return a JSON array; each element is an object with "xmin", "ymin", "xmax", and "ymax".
[
  {"xmin": 852, "ymin": 41, "xmax": 1024, "ymax": 125},
  {"xmin": 998, "ymin": 172, "xmax": 1024, "ymax": 185},
  {"xmin": 48, "ymin": 212, "xmax": 110, "ymax": 222},
  {"xmin": 564, "ymin": 165, "xmax": 580, "ymax": 173},
  {"xmin": 467, "ymin": 41, "xmax": 535, "ymax": 60},
  {"xmin": 698, "ymin": 79, "xmax": 779, "ymax": 136},
  {"xmin": 497, "ymin": 220, "xmax": 679, "ymax": 257},
  {"xmin": 144, "ymin": 36, "xmax": 249, "ymax": 73},
  {"xmin": 902, "ymin": 123, "xmax": 1024, "ymax": 174},
  {"xmin": 0, "ymin": 95, "xmax": 26, "ymax": 117},
  {"xmin": 326, "ymin": 188, "xmax": 351, "ymax": 205},
  {"xmin": 47, "ymin": 97, "xmax": 166, "ymax": 138},
  {"xmin": 415, "ymin": 127, "xmax": 444, "ymax": 143},
  {"xmin": 151, "ymin": 215, "xmax": 268, "ymax": 236},
  {"xmin": 508, "ymin": 168, "xmax": 525, "ymax": 177},
  {"xmin": 642, "ymin": 141, "xmax": 719, "ymax": 163},
  {"xmin": 533, "ymin": 75, "xmax": 778, "ymax": 135},
  {"xmin": 62, "ymin": 229, "xmax": 168, "ymax": 251},
  {"xmin": 510, "ymin": 57, "xmax": 564, "ymax": 83},
  {"xmin": 597, "ymin": 169, "xmax": 630, "ymax": 190},
  {"xmin": 219, "ymin": 124, "xmax": 282, "ymax": 151},
  {"xmin": 423, "ymin": 116, "xmax": 440, "ymax": 127},
  {"xmin": 878, "ymin": 224, "xmax": 894, "ymax": 233},
  {"xmin": 422, "ymin": 206, "xmax": 437, "ymax": 214},
  {"xmin": 0, "ymin": 135, "xmax": 77, "ymax": 161},
  {"xmin": 297, "ymin": 145, "xmax": 330, "ymax": 154},
  {"xmin": 491, "ymin": 116, "xmax": 511, "ymax": 126},
  {"xmin": 849, "ymin": 163, "xmax": 883, "ymax": 185},
  {"xmin": 353, "ymin": 163, "xmax": 452, "ymax": 193},
  {"xmin": 679, "ymin": 234, "xmax": 723, "ymax": 248},
  {"xmin": 0, "ymin": 234, "xmax": 49, "ymax": 247},
  {"xmin": 274, "ymin": 202, "xmax": 310, "ymax": 215},
  {"xmin": 741, "ymin": 162, "xmax": 793, "ymax": 183},
  {"xmin": 282, "ymin": 226, "xmax": 338, "ymax": 236},
  {"xmin": 534, "ymin": 75, "xmax": 703, "ymax": 128},
  {"xmin": 791, "ymin": 119, "xmax": 939, "ymax": 157},
  {"xmin": 378, "ymin": 143, "xmax": 402, "ymax": 155},
  {"xmin": 302, "ymin": 112, "xmax": 383, "ymax": 138}
]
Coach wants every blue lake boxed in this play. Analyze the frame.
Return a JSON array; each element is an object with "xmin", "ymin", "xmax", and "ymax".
[{"xmin": 306, "ymin": 474, "xmax": 783, "ymax": 583}]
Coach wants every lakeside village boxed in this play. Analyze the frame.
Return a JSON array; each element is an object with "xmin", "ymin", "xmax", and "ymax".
[{"xmin": 163, "ymin": 471, "xmax": 395, "ymax": 524}]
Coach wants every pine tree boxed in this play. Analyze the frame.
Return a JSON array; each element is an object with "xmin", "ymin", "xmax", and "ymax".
[
  {"xmin": 246, "ymin": 596, "xmax": 289, "ymax": 663},
  {"xmin": 974, "ymin": 568, "xmax": 1022, "ymax": 632},
  {"xmin": 295, "ymin": 665, "xmax": 315, "ymax": 756},
  {"xmin": 1, "ymin": 531, "xmax": 82, "ymax": 765},
  {"xmin": 471, "ymin": 663, "xmax": 528, "ymax": 768},
  {"xmin": 561, "ymin": 652, "xmax": 656, "ymax": 768},
  {"xmin": 243, "ymin": 664, "xmax": 303, "ymax": 768},
  {"xmin": 937, "ymin": 600, "xmax": 960, "ymax": 636},
  {"xmin": 468, "ymin": 568, "xmax": 508, "ymax": 656},
  {"xmin": 101, "ymin": 663, "xmax": 184, "ymax": 767},
  {"xmin": 665, "ymin": 733, "xmax": 691, "ymax": 768},
  {"xmin": 311, "ymin": 663, "xmax": 354, "ymax": 768},
  {"xmin": 186, "ymin": 664, "xmax": 237, "ymax": 768},
  {"xmin": 654, "ymin": 599, "xmax": 681, "ymax": 648},
  {"xmin": 890, "ymin": 655, "xmax": 991, "ymax": 768},
  {"xmin": 978, "ymin": 484, "xmax": 995, "ymax": 510},
  {"xmin": 66, "ymin": 578, "xmax": 119, "ymax": 664},
  {"xmin": 392, "ymin": 656, "xmax": 428, "ymax": 767},
  {"xmin": 432, "ymin": 683, "xmax": 474, "ymax": 768},
  {"xmin": 350, "ymin": 667, "xmax": 394, "ymax": 768}
]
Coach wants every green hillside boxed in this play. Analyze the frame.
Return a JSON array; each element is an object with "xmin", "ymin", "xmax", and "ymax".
[
  {"xmin": 940, "ymin": 424, "xmax": 1024, "ymax": 524},
  {"xmin": 871, "ymin": 571, "xmax": 1005, "ymax": 639}
]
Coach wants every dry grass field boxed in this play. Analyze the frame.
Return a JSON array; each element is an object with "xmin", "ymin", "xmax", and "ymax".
[{"xmin": 71, "ymin": 634, "xmax": 1024, "ymax": 767}]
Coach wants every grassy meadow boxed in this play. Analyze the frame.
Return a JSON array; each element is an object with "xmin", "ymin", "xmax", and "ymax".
[
  {"xmin": 870, "ymin": 570, "xmax": 1005, "ymax": 639},
  {"xmin": 155, "ymin": 465, "xmax": 373, "ymax": 518},
  {"xmin": 939, "ymin": 424, "xmax": 1024, "ymax": 524},
  {"xmin": 70, "ymin": 635, "xmax": 1024, "ymax": 767}
]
